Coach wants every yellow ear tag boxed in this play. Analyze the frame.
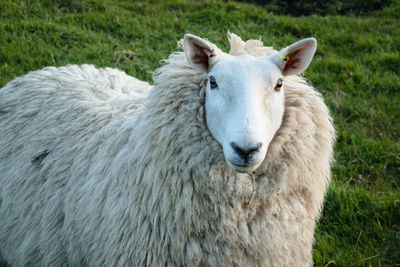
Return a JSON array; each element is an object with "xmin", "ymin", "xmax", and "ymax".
[{"xmin": 280, "ymin": 51, "xmax": 289, "ymax": 62}]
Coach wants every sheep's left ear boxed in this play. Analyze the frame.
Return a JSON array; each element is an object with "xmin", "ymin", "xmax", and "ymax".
[
  {"xmin": 272, "ymin": 38, "xmax": 317, "ymax": 76},
  {"xmin": 183, "ymin": 34, "xmax": 222, "ymax": 72}
]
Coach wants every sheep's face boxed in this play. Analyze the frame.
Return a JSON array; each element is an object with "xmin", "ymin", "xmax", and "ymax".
[
  {"xmin": 205, "ymin": 55, "xmax": 284, "ymax": 173},
  {"xmin": 184, "ymin": 34, "xmax": 317, "ymax": 173}
]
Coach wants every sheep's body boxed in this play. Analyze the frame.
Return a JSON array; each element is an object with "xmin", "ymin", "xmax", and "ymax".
[{"xmin": 0, "ymin": 35, "xmax": 334, "ymax": 266}]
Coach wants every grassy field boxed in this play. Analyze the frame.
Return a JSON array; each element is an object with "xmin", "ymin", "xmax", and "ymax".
[{"xmin": 1, "ymin": 0, "xmax": 399, "ymax": 265}]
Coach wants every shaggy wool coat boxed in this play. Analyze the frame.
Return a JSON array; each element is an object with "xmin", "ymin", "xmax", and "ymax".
[{"xmin": 0, "ymin": 34, "xmax": 334, "ymax": 266}]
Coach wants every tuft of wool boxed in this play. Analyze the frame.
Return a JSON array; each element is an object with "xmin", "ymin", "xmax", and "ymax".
[{"xmin": 0, "ymin": 34, "xmax": 334, "ymax": 266}]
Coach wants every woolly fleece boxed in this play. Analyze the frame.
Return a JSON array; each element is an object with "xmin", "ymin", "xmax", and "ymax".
[{"xmin": 0, "ymin": 33, "xmax": 334, "ymax": 266}]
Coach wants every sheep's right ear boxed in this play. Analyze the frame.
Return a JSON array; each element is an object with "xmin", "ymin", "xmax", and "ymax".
[{"xmin": 183, "ymin": 34, "xmax": 221, "ymax": 72}]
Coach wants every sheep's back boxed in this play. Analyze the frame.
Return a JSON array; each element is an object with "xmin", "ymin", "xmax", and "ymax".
[{"xmin": 0, "ymin": 64, "xmax": 151, "ymax": 266}]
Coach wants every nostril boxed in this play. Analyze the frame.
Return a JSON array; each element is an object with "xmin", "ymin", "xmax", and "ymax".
[
  {"xmin": 230, "ymin": 142, "xmax": 262, "ymax": 160},
  {"xmin": 248, "ymin": 142, "xmax": 262, "ymax": 155},
  {"xmin": 230, "ymin": 142, "xmax": 245, "ymax": 158}
]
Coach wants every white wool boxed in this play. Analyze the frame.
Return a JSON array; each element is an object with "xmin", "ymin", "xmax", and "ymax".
[{"xmin": 0, "ymin": 34, "xmax": 334, "ymax": 266}]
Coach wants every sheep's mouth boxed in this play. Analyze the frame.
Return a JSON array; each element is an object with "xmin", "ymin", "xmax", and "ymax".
[
  {"xmin": 227, "ymin": 161, "xmax": 260, "ymax": 174},
  {"xmin": 231, "ymin": 162, "xmax": 250, "ymax": 168}
]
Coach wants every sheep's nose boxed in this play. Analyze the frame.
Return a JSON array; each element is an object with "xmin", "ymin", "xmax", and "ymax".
[{"xmin": 230, "ymin": 142, "xmax": 262, "ymax": 161}]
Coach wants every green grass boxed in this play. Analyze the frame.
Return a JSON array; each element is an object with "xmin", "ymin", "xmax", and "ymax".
[{"xmin": 1, "ymin": 0, "xmax": 399, "ymax": 265}]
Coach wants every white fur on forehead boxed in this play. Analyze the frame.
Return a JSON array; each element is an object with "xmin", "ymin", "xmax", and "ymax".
[
  {"xmin": 228, "ymin": 32, "xmax": 276, "ymax": 57},
  {"xmin": 178, "ymin": 33, "xmax": 276, "ymax": 57}
]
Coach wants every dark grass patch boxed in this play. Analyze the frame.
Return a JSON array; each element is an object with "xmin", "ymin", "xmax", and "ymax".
[{"xmin": 237, "ymin": 0, "xmax": 396, "ymax": 16}]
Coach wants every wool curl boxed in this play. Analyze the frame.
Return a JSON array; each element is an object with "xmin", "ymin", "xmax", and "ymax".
[{"xmin": 0, "ymin": 33, "xmax": 334, "ymax": 267}]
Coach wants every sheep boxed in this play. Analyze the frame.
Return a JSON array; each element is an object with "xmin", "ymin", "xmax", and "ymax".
[{"xmin": 0, "ymin": 33, "xmax": 334, "ymax": 266}]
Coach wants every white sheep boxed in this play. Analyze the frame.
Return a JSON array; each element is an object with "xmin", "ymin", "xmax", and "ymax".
[{"xmin": 0, "ymin": 33, "xmax": 334, "ymax": 266}]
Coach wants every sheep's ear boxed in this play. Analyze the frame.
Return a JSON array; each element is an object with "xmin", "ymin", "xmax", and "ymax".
[
  {"xmin": 272, "ymin": 38, "xmax": 317, "ymax": 76},
  {"xmin": 183, "ymin": 34, "xmax": 221, "ymax": 72}
]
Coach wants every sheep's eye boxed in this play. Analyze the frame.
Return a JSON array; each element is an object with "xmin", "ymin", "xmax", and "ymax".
[
  {"xmin": 209, "ymin": 76, "xmax": 218, "ymax": 89},
  {"xmin": 275, "ymin": 78, "xmax": 283, "ymax": 91}
]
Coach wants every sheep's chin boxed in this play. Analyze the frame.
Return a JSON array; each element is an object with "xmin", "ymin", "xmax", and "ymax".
[{"xmin": 226, "ymin": 160, "xmax": 262, "ymax": 174}]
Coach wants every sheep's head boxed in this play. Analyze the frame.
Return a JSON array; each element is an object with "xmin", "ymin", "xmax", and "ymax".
[{"xmin": 184, "ymin": 34, "xmax": 317, "ymax": 173}]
